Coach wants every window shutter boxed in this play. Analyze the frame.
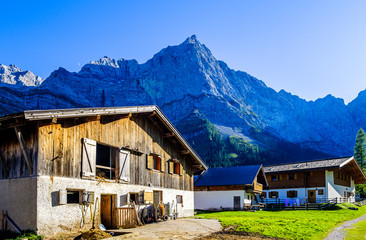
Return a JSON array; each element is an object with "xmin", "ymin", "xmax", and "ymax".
[
  {"xmin": 119, "ymin": 150, "xmax": 130, "ymax": 181},
  {"xmin": 82, "ymin": 138, "xmax": 96, "ymax": 177},
  {"xmin": 169, "ymin": 161, "xmax": 174, "ymax": 174},
  {"xmin": 147, "ymin": 155, "xmax": 153, "ymax": 169},
  {"xmin": 144, "ymin": 191, "xmax": 153, "ymax": 204},
  {"xmin": 179, "ymin": 162, "xmax": 183, "ymax": 176},
  {"xmin": 279, "ymin": 175, "xmax": 282, "ymax": 181},
  {"xmin": 160, "ymin": 157, "xmax": 165, "ymax": 172},
  {"xmin": 294, "ymin": 173, "xmax": 297, "ymax": 180},
  {"xmin": 286, "ymin": 174, "xmax": 289, "ymax": 180},
  {"xmin": 287, "ymin": 191, "xmax": 290, "ymax": 198},
  {"xmin": 294, "ymin": 191, "xmax": 298, "ymax": 198}
]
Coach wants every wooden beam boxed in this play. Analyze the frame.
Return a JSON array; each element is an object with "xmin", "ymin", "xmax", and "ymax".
[
  {"xmin": 180, "ymin": 149, "xmax": 190, "ymax": 155},
  {"xmin": 86, "ymin": 115, "xmax": 101, "ymax": 122},
  {"xmin": 13, "ymin": 127, "xmax": 33, "ymax": 175},
  {"xmin": 163, "ymin": 133, "xmax": 175, "ymax": 138},
  {"xmin": 51, "ymin": 117, "xmax": 57, "ymax": 124}
]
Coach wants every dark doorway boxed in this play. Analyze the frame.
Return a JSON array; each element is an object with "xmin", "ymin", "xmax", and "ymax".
[{"xmin": 233, "ymin": 196, "xmax": 241, "ymax": 210}]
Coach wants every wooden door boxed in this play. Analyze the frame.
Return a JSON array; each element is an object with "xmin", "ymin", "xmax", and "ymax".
[
  {"xmin": 308, "ymin": 190, "xmax": 316, "ymax": 203},
  {"xmin": 101, "ymin": 195, "xmax": 114, "ymax": 229},
  {"xmin": 153, "ymin": 191, "xmax": 162, "ymax": 206},
  {"xmin": 233, "ymin": 196, "xmax": 241, "ymax": 210}
]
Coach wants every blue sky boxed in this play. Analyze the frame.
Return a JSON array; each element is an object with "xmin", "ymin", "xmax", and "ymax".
[{"xmin": 1, "ymin": 0, "xmax": 365, "ymax": 103}]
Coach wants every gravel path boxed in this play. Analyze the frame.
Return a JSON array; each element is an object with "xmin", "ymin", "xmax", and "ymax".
[
  {"xmin": 324, "ymin": 213, "xmax": 366, "ymax": 240},
  {"xmin": 104, "ymin": 218, "xmax": 222, "ymax": 240}
]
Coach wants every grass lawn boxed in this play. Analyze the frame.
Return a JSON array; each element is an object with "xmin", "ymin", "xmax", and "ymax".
[
  {"xmin": 196, "ymin": 205, "xmax": 366, "ymax": 240},
  {"xmin": 345, "ymin": 218, "xmax": 366, "ymax": 240}
]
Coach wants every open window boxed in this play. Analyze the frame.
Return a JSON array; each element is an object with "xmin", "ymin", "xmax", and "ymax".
[{"xmin": 82, "ymin": 138, "xmax": 130, "ymax": 181}]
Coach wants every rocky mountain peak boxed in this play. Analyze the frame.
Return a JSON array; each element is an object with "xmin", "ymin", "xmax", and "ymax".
[{"xmin": 0, "ymin": 64, "xmax": 43, "ymax": 86}]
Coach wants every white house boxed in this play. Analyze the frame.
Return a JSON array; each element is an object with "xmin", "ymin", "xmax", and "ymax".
[
  {"xmin": 194, "ymin": 165, "xmax": 268, "ymax": 210},
  {"xmin": 262, "ymin": 157, "xmax": 366, "ymax": 204}
]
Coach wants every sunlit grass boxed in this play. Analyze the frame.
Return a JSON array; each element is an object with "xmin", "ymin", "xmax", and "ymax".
[{"xmin": 196, "ymin": 206, "xmax": 366, "ymax": 240}]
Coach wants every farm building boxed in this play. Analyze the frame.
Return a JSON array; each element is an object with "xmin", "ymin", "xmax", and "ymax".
[
  {"xmin": 194, "ymin": 165, "xmax": 268, "ymax": 210},
  {"xmin": 0, "ymin": 106, "xmax": 207, "ymax": 235},
  {"xmin": 262, "ymin": 157, "xmax": 366, "ymax": 204}
]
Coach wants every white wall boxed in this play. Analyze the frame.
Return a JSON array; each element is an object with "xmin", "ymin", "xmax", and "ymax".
[
  {"xmin": 37, "ymin": 176, "xmax": 193, "ymax": 235},
  {"xmin": 325, "ymin": 170, "xmax": 355, "ymax": 202},
  {"xmin": 0, "ymin": 178, "xmax": 38, "ymax": 231},
  {"xmin": 194, "ymin": 190, "xmax": 252, "ymax": 210}
]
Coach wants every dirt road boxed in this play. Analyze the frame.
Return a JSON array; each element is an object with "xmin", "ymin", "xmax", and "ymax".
[{"xmin": 104, "ymin": 218, "xmax": 222, "ymax": 240}]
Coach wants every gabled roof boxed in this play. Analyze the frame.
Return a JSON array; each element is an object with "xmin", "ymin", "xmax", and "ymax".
[
  {"xmin": 264, "ymin": 156, "xmax": 366, "ymax": 184},
  {"xmin": 195, "ymin": 165, "xmax": 267, "ymax": 187},
  {"xmin": 0, "ymin": 105, "xmax": 207, "ymax": 170}
]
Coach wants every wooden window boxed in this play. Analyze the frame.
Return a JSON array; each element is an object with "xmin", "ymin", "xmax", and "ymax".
[
  {"xmin": 269, "ymin": 191, "xmax": 278, "ymax": 198},
  {"xmin": 96, "ymin": 143, "xmax": 118, "ymax": 179},
  {"xmin": 318, "ymin": 189, "xmax": 324, "ymax": 195},
  {"xmin": 169, "ymin": 160, "xmax": 182, "ymax": 175},
  {"xmin": 271, "ymin": 175, "xmax": 277, "ymax": 181},
  {"xmin": 287, "ymin": 190, "xmax": 297, "ymax": 198},
  {"xmin": 67, "ymin": 190, "xmax": 80, "ymax": 204},
  {"xmin": 119, "ymin": 150, "xmax": 130, "ymax": 182},
  {"xmin": 129, "ymin": 192, "xmax": 143, "ymax": 205},
  {"xmin": 147, "ymin": 154, "xmax": 165, "ymax": 172},
  {"xmin": 177, "ymin": 195, "xmax": 183, "ymax": 204},
  {"xmin": 289, "ymin": 173, "xmax": 294, "ymax": 180}
]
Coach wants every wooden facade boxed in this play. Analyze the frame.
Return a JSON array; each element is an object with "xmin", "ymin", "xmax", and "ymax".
[
  {"xmin": 0, "ymin": 106, "xmax": 207, "ymax": 192},
  {"xmin": 266, "ymin": 170, "xmax": 326, "ymax": 189}
]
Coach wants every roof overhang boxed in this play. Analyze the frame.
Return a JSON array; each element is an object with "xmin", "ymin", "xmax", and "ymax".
[
  {"xmin": 338, "ymin": 156, "xmax": 366, "ymax": 184},
  {"xmin": 0, "ymin": 106, "xmax": 207, "ymax": 170}
]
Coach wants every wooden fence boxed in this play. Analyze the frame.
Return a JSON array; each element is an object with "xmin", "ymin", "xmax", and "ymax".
[{"xmin": 116, "ymin": 207, "xmax": 136, "ymax": 228}]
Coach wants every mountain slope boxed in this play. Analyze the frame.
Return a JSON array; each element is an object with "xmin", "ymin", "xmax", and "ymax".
[{"xmin": 0, "ymin": 35, "xmax": 364, "ymax": 166}]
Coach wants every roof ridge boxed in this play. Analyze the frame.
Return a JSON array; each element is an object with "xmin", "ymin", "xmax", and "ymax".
[{"xmin": 264, "ymin": 156, "xmax": 353, "ymax": 167}]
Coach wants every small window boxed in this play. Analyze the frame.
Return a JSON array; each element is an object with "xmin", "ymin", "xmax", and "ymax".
[
  {"xmin": 289, "ymin": 173, "xmax": 295, "ymax": 180},
  {"xmin": 67, "ymin": 190, "xmax": 80, "ymax": 204},
  {"xmin": 147, "ymin": 154, "xmax": 164, "ymax": 172},
  {"xmin": 269, "ymin": 191, "xmax": 278, "ymax": 198},
  {"xmin": 271, "ymin": 175, "xmax": 277, "ymax": 181},
  {"xmin": 129, "ymin": 192, "xmax": 143, "ymax": 205},
  {"xmin": 174, "ymin": 162, "xmax": 180, "ymax": 175},
  {"xmin": 177, "ymin": 195, "xmax": 183, "ymax": 204},
  {"xmin": 318, "ymin": 189, "xmax": 324, "ymax": 195},
  {"xmin": 260, "ymin": 192, "xmax": 267, "ymax": 198},
  {"xmin": 287, "ymin": 190, "xmax": 297, "ymax": 198}
]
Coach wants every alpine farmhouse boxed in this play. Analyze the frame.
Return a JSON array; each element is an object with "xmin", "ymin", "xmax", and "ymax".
[{"xmin": 0, "ymin": 106, "xmax": 207, "ymax": 235}]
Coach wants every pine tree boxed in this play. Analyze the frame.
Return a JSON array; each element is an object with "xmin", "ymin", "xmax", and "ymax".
[{"xmin": 354, "ymin": 128, "xmax": 366, "ymax": 172}]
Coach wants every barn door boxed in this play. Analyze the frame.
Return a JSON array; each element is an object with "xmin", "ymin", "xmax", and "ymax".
[
  {"xmin": 233, "ymin": 196, "xmax": 241, "ymax": 210},
  {"xmin": 101, "ymin": 195, "xmax": 115, "ymax": 229}
]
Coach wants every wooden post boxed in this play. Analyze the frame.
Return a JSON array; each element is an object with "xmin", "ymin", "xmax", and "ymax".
[
  {"xmin": 14, "ymin": 127, "xmax": 33, "ymax": 175},
  {"xmin": 1, "ymin": 210, "xmax": 5, "ymax": 231}
]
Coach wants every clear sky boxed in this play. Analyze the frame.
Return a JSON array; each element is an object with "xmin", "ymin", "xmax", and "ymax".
[{"xmin": 1, "ymin": 0, "xmax": 365, "ymax": 103}]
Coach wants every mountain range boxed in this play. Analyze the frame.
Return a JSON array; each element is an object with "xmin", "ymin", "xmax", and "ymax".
[{"xmin": 1, "ymin": 35, "xmax": 365, "ymax": 167}]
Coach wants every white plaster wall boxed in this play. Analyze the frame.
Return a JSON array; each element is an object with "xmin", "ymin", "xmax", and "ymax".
[
  {"xmin": 325, "ymin": 170, "xmax": 355, "ymax": 202},
  {"xmin": 37, "ymin": 176, "xmax": 194, "ymax": 235},
  {"xmin": 194, "ymin": 190, "xmax": 246, "ymax": 210},
  {"xmin": 0, "ymin": 178, "xmax": 37, "ymax": 231}
]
